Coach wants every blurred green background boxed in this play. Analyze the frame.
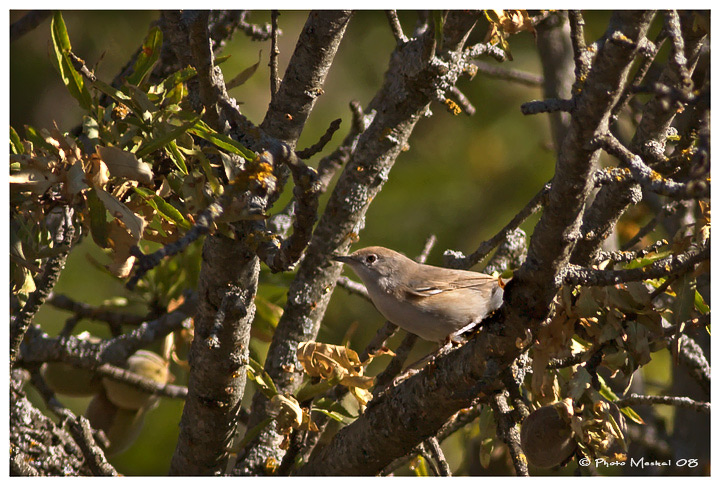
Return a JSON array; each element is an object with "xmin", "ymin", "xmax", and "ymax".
[{"xmin": 11, "ymin": 10, "xmax": 640, "ymax": 475}]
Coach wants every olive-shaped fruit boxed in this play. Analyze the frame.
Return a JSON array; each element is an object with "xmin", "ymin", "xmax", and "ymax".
[
  {"xmin": 85, "ymin": 389, "xmax": 146, "ymax": 456},
  {"xmin": 520, "ymin": 404, "xmax": 577, "ymax": 469},
  {"xmin": 102, "ymin": 350, "xmax": 169, "ymax": 410}
]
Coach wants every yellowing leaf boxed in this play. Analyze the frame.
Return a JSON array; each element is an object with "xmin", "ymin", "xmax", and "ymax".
[
  {"xmin": 297, "ymin": 341, "xmax": 375, "ymax": 410},
  {"xmin": 268, "ymin": 394, "xmax": 303, "ymax": 434},
  {"xmin": 297, "ymin": 341, "xmax": 364, "ymax": 380}
]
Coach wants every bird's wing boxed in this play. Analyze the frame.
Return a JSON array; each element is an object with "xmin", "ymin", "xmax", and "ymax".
[{"xmin": 404, "ymin": 268, "xmax": 500, "ymax": 297}]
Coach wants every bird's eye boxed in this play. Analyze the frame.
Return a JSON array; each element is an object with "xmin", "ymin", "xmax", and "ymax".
[{"xmin": 366, "ymin": 254, "xmax": 377, "ymax": 264}]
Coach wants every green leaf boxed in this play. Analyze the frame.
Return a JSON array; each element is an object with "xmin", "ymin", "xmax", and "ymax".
[
  {"xmin": 133, "ymin": 187, "xmax": 191, "ymax": 230},
  {"xmin": 312, "ymin": 397, "xmax": 357, "ymax": 421},
  {"xmin": 10, "ymin": 126, "xmax": 24, "ymax": 154},
  {"xmin": 135, "ymin": 113, "xmax": 202, "ymax": 159},
  {"xmin": 50, "ymin": 12, "xmax": 92, "ymax": 110},
  {"xmin": 86, "ymin": 189, "xmax": 109, "ymax": 248},
  {"xmin": 412, "ymin": 456, "xmax": 430, "ymax": 477},
  {"xmin": 90, "ymin": 77, "xmax": 133, "ymax": 104},
  {"xmin": 165, "ymin": 141, "xmax": 189, "ymax": 175},
  {"xmin": 189, "ymin": 148, "xmax": 222, "ymax": 194},
  {"xmin": 188, "ymin": 120, "xmax": 256, "ymax": 161},
  {"xmin": 226, "ymin": 50, "xmax": 262, "ymax": 90},
  {"xmin": 598, "ymin": 374, "xmax": 645, "ymax": 425},
  {"xmin": 624, "ymin": 250, "xmax": 672, "ymax": 269},
  {"xmin": 310, "ymin": 407, "xmax": 353, "ymax": 424},
  {"xmin": 157, "ymin": 66, "xmax": 197, "ymax": 94},
  {"xmin": 24, "ymin": 125, "xmax": 56, "ymax": 153},
  {"xmin": 695, "ymin": 289, "xmax": 709, "ymax": 314},
  {"xmin": 126, "ymin": 27, "xmax": 163, "ymax": 86},
  {"xmin": 247, "ymin": 357, "xmax": 278, "ymax": 398},
  {"xmin": 671, "ymin": 273, "xmax": 696, "ymax": 327}
]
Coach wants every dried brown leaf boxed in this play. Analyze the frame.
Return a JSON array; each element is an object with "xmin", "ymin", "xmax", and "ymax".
[{"xmin": 97, "ymin": 145, "xmax": 153, "ymax": 185}]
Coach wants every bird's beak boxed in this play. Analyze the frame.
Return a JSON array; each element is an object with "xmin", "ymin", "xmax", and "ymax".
[{"xmin": 332, "ymin": 254, "xmax": 354, "ymax": 264}]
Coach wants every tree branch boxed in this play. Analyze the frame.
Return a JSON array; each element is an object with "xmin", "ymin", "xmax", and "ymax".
[
  {"xmin": 385, "ymin": 10, "xmax": 407, "ymax": 44},
  {"xmin": 296, "ymin": 12, "xmax": 655, "ymax": 475},
  {"xmin": 238, "ymin": 14, "xmax": 488, "ymax": 474},
  {"xmin": 10, "ymin": 10, "xmax": 51, "ymax": 42},
  {"xmin": 563, "ymin": 241, "xmax": 708, "ymax": 286},
  {"xmin": 260, "ymin": 10, "xmax": 354, "ymax": 147},
  {"xmin": 615, "ymin": 393, "xmax": 709, "ymax": 413},
  {"xmin": 444, "ymin": 182, "xmax": 549, "ymax": 269},
  {"xmin": 11, "ymin": 207, "xmax": 75, "ymax": 366},
  {"xmin": 490, "ymin": 391, "xmax": 528, "ymax": 476},
  {"xmin": 571, "ymin": 11, "xmax": 707, "ymax": 266}
]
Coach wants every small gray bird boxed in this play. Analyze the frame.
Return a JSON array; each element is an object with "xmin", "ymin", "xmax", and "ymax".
[{"xmin": 334, "ymin": 246, "xmax": 504, "ymax": 342}]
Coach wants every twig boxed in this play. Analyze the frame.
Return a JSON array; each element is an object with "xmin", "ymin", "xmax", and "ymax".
[
  {"xmin": 444, "ymin": 181, "xmax": 550, "ymax": 269},
  {"xmin": 207, "ymin": 11, "xmax": 243, "ymax": 51},
  {"xmin": 10, "ymin": 10, "xmax": 51, "ymax": 42},
  {"xmin": 47, "ymin": 293, "xmax": 147, "ymax": 328},
  {"xmin": 29, "ymin": 370, "xmax": 117, "ymax": 476},
  {"xmin": 563, "ymin": 242, "xmax": 708, "ymax": 286},
  {"xmin": 69, "ymin": 416, "xmax": 118, "ymax": 476},
  {"xmin": 385, "ymin": 10, "xmax": 407, "ymax": 44},
  {"xmin": 10, "ymin": 450, "xmax": 40, "ymax": 476},
  {"xmin": 237, "ymin": 10, "xmax": 274, "ymax": 41},
  {"xmin": 380, "ymin": 401, "xmax": 484, "ymax": 476},
  {"xmin": 270, "ymin": 10, "xmax": 281, "ymax": 100},
  {"xmin": 465, "ymin": 42, "xmax": 508, "ymax": 62},
  {"xmin": 96, "ymin": 363, "xmax": 188, "ymax": 400},
  {"xmin": 675, "ymin": 334, "xmax": 710, "ymax": 395},
  {"xmin": 663, "ymin": 10, "xmax": 692, "ymax": 88},
  {"xmin": 568, "ymin": 10, "xmax": 590, "ymax": 83},
  {"xmin": 592, "ymin": 167, "xmax": 633, "ymax": 187},
  {"xmin": 424, "ymin": 437, "xmax": 452, "ymax": 476},
  {"xmin": 336, "ymin": 276, "xmax": 371, "ymax": 301},
  {"xmin": 548, "ymin": 349, "xmax": 596, "ymax": 369},
  {"xmin": 9, "ymin": 253, "xmax": 42, "ymax": 274},
  {"xmin": 620, "ymin": 201, "xmax": 681, "ymax": 251},
  {"xmin": 446, "ymin": 86, "xmax": 476, "ymax": 116},
  {"xmin": 594, "ymin": 133, "xmax": 709, "ymax": 199},
  {"xmin": 19, "ymin": 293, "xmax": 197, "ymax": 368},
  {"xmin": 359, "ymin": 321, "xmax": 399, "ymax": 363},
  {"xmin": 11, "ymin": 207, "xmax": 75, "ymax": 365},
  {"xmin": 615, "ymin": 393, "xmax": 709, "ymax": 413},
  {"xmin": 374, "ymin": 333, "xmax": 418, "ymax": 390},
  {"xmin": 256, "ymin": 149, "xmax": 322, "ymax": 273},
  {"xmin": 472, "ymin": 60, "xmax": 543, "ymax": 86},
  {"xmin": 521, "ymin": 98, "xmax": 575, "ymax": 115},
  {"xmin": 611, "ymin": 32, "xmax": 665, "ymax": 122},
  {"xmin": 126, "ymin": 201, "xmax": 223, "ymax": 289},
  {"xmin": 490, "ymin": 392, "xmax": 528, "ymax": 476},
  {"xmin": 314, "ymin": 100, "xmax": 367, "ymax": 192},
  {"xmin": 594, "ymin": 239, "xmax": 667, "ymax": 264},
  {"xmin": 482, "ymin": 228, "xmax": 528, "ymax": 275},
  {"xmin": 296, "ymin": 118, "xmax": 342, "ymax": 159},
  {"xmin": 416, "ymin": 234, "xmax": 438, "ymax": 264},
  {"xmin": 648, "ymin": 273, "xmax": 679, "ymax": 300},
  {"xmin": 632, "ymin": 81, "xmax": 698, "ymax": 104}
]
